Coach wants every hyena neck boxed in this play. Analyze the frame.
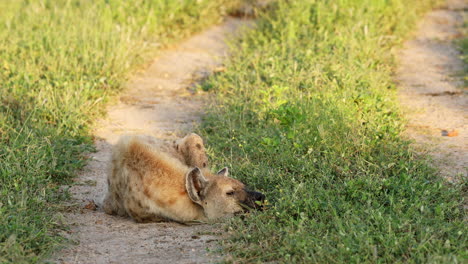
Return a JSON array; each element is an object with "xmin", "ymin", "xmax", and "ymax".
[{"xmin": 173, "ymin": 201, "xmax": 208, "ymax": 223}]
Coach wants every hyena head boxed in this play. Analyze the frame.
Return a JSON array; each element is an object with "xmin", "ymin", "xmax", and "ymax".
[
  {"xmin": 185, "ymin": 167, "xmax": 265, "ymax": 219},
  {"xmin": 176, "ymin": 133, "xmax": 209, "ymax": 168}
]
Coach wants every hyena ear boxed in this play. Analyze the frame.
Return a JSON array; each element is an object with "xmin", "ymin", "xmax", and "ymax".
[
  {"xmin": 217, "ymin": 167, "xmax": 229, "ymax": 177},
  {"xmin": 185, "ymin": 167, "xmax": 208, "ymax": 204}
]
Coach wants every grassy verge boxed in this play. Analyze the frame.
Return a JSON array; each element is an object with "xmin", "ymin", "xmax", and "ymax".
[
  {"xmin": 200, "ymin": 0, "xmax": 466, "ymax": 262},
  {"xmin": 0, "ymin": 0, "xmax": 241, "ymax": 262}
]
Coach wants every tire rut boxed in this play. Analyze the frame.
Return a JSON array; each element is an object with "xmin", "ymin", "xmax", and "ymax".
[{"xmin": 396, "ymin": 0, "xmax": 467, "ymax": 181}]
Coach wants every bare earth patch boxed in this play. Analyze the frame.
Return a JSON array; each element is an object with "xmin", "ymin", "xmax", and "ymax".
[
  {"xmin": 53, "ymin": 18, "xmax": 250, "ymax": 264},
  {"xmin": 396, "ymin": 0, "xmax": 467, "ymax": 182}
]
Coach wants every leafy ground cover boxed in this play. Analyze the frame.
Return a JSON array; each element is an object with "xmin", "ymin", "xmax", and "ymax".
[
  {"xmin": 200, "ymin": 0, "xmax": 466, "ymax": 262},
  {"xmin": 0, "ymin": 0, "xmax": 240, "ymax": 262}
]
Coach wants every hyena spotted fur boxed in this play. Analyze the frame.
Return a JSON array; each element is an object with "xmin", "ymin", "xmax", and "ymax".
[
  {"xmin": 131, "ymin": 133, "xmax": 208, "ymax": 169},
  {"xmin": 102, "ymin": 135, "xmax": 264, "ymax": 223}
]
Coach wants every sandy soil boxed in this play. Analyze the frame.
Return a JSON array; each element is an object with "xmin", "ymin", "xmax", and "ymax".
[
  {"xmin": 52, "ymin": 18, "xmax": 251, "ymax": 264},
  {"xmin": 396, "ymin": 0, "xmax": 467, "ymax": 182}
]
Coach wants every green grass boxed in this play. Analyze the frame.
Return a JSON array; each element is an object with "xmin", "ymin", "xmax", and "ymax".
[
  {"xmin": 460, "ymin": 38, "xmax": 468, "ymax": 86},
  {"xmin": 199, "ymin": 0, "xmax": 467, "ymax": 262},
  {"xmin": 457, "ymin": 16, "xmax": 468, "ymax": 86},
  {"xmin": 0, "ymin": 0, "xmax": 241, "ymax": 262}
]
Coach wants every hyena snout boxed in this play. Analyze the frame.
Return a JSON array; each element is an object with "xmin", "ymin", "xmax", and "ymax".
[{"xmin": 242, "ymin": 190, "xmax": 266, "ymax": 211}]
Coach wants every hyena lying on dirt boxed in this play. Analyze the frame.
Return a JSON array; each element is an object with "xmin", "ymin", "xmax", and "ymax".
[
  {"xmin": 103, "ymin": 135, "xmax": 265, "ymax": 223},
  {"xmin": 131, "ymin": 133, "xmax": 209, "ymax": 168}
]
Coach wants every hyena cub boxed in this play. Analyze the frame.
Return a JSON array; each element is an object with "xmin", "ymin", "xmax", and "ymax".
[
  {"xmin": 132, "ymin": 133, "xmax": 208, "ymax": 168},
  {"xmin": 103, "ymin": 135, "xmax": 264, "ymax": 223}
]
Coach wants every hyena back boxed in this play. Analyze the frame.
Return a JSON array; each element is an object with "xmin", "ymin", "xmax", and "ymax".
[{"xmin": 130, "ymin": 133, "xmax": 208, "ymax": 168}]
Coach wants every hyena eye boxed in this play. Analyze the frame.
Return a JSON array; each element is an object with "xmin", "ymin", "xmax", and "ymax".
[{"xmin": 226, "ymin": 191, "xmax": 235, "ymax": 196}]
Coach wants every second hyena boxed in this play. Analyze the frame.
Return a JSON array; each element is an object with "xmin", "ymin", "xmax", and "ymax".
[{"xmin": 131, "ymin": 133, "xmax": 209, "ymax": 169}]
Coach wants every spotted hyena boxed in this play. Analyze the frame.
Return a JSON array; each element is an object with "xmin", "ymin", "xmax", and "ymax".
[
  {"xmin": 102, "ymin": 135, "xmax": 265, "ymax": 223},
  {"xmin": 131, "ymin": 133, "xmax": 209, "ymax": 169}
]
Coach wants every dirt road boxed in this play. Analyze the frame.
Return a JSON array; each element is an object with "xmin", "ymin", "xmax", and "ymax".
[{"xmin": 397, "ymin": 0, "xmax": 467, "ymax": 181}]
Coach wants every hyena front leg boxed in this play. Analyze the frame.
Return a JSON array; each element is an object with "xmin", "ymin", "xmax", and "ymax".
[{"xmin": 102, "ymin": 192, "xmax": 127, "ymax": 217}]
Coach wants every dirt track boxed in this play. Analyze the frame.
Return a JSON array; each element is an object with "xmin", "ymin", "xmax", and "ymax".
[
  {"xmin": 53, "ymin": 18, "xmax": 250, "ymax": 264},
  {"xmin": 397, "ymin": 0, "xmax": 467, "ymax": 181}
]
